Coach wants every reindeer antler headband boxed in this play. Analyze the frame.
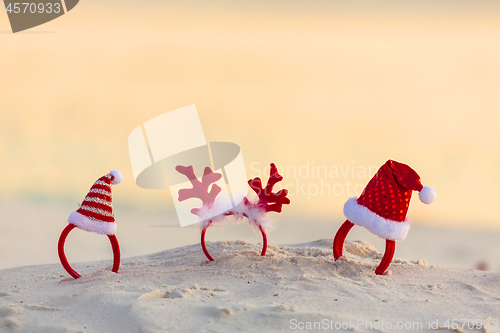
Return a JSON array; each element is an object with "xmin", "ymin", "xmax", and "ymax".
[{"xmin": 176, "ymin": 163, "xmax": 290, "ymax": 261}]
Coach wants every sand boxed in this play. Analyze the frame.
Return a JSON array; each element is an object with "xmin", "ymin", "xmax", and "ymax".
[{"xmin": 0, "ymin": 239, "xmax": 498, "ymax": 333}]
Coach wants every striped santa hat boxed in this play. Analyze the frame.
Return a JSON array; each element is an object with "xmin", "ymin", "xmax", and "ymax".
[{"xmin": 68, "ymin": 170, "xmax": 123, "ymax": 235}]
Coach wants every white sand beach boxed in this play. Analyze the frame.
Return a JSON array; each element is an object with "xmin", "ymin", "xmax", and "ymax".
[{"xmin": 1, "ymin": 239, "xmax": 499, "ymax": 332}]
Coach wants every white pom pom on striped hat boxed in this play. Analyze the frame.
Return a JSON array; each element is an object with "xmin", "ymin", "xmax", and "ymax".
[{"xmin": 68, "ymin": 170, "xmax": 123, "ymax": 235}]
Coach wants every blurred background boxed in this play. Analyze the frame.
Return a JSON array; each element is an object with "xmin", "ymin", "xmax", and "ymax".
[{"xmin": 1, "ymin": 0, "xmax": 499, "ymax": 271}]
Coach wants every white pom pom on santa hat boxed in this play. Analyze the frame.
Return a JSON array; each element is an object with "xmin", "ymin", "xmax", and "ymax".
[
  {"xmin": 419, "ymin": 186, "xmax": 436, "ymax": 204},
  {"xmin": 109, "ymin": 170, "xmax": 123, "ymax": 185}
]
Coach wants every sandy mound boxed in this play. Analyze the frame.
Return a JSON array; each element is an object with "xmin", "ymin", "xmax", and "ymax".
[{"xmin": 0, "ymin": 239, "xmax": 498, "ymax": 332}]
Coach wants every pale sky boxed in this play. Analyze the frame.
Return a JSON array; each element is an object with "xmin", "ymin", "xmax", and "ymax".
[{"xmin": 1, "ymin": 0, "xmax": 499, "ymax": 229}]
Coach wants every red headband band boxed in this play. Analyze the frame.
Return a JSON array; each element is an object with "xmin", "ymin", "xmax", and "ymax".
[{"xmin": 58, "ymin": 224, "xmax": 120, "ymax": 279}]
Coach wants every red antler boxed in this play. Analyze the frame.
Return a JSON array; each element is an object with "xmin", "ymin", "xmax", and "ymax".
[
  {"xmin": 247, "ymin": 163, "xmax": 290, "ymax": 213},
  {"xmin": 176, "ymin": 165, "xmax": 222, "ymax": 215}
]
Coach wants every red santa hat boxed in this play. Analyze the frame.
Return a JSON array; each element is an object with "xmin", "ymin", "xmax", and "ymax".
[
  {"xmin": 67, "ymin": 170, "xmax": 123, "ymax": 235},
  {"xmin": 343, "ymin": 160, "xmax": 436, "ymax": 241}
]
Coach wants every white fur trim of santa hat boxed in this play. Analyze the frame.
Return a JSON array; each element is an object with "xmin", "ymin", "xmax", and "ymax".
[
  {"xmin": 68, "ymin": 211, "xmax": 117, "ymax": 235},
  {"xmin": 418, "ymin": 186, "xmax": 436, "ymax": 204},
  {"xmin": 343, "ymin": 198, "xmax": 410, "ymax": 241},
  {"xmin": 109, "ymin": 170, "xmax": 123, "ymax": 185}
]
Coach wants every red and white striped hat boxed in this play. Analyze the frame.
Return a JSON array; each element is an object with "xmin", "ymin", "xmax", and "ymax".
[{"xmin": 68, "ymin": 170, "xmax": 123, "ymax": 235}]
